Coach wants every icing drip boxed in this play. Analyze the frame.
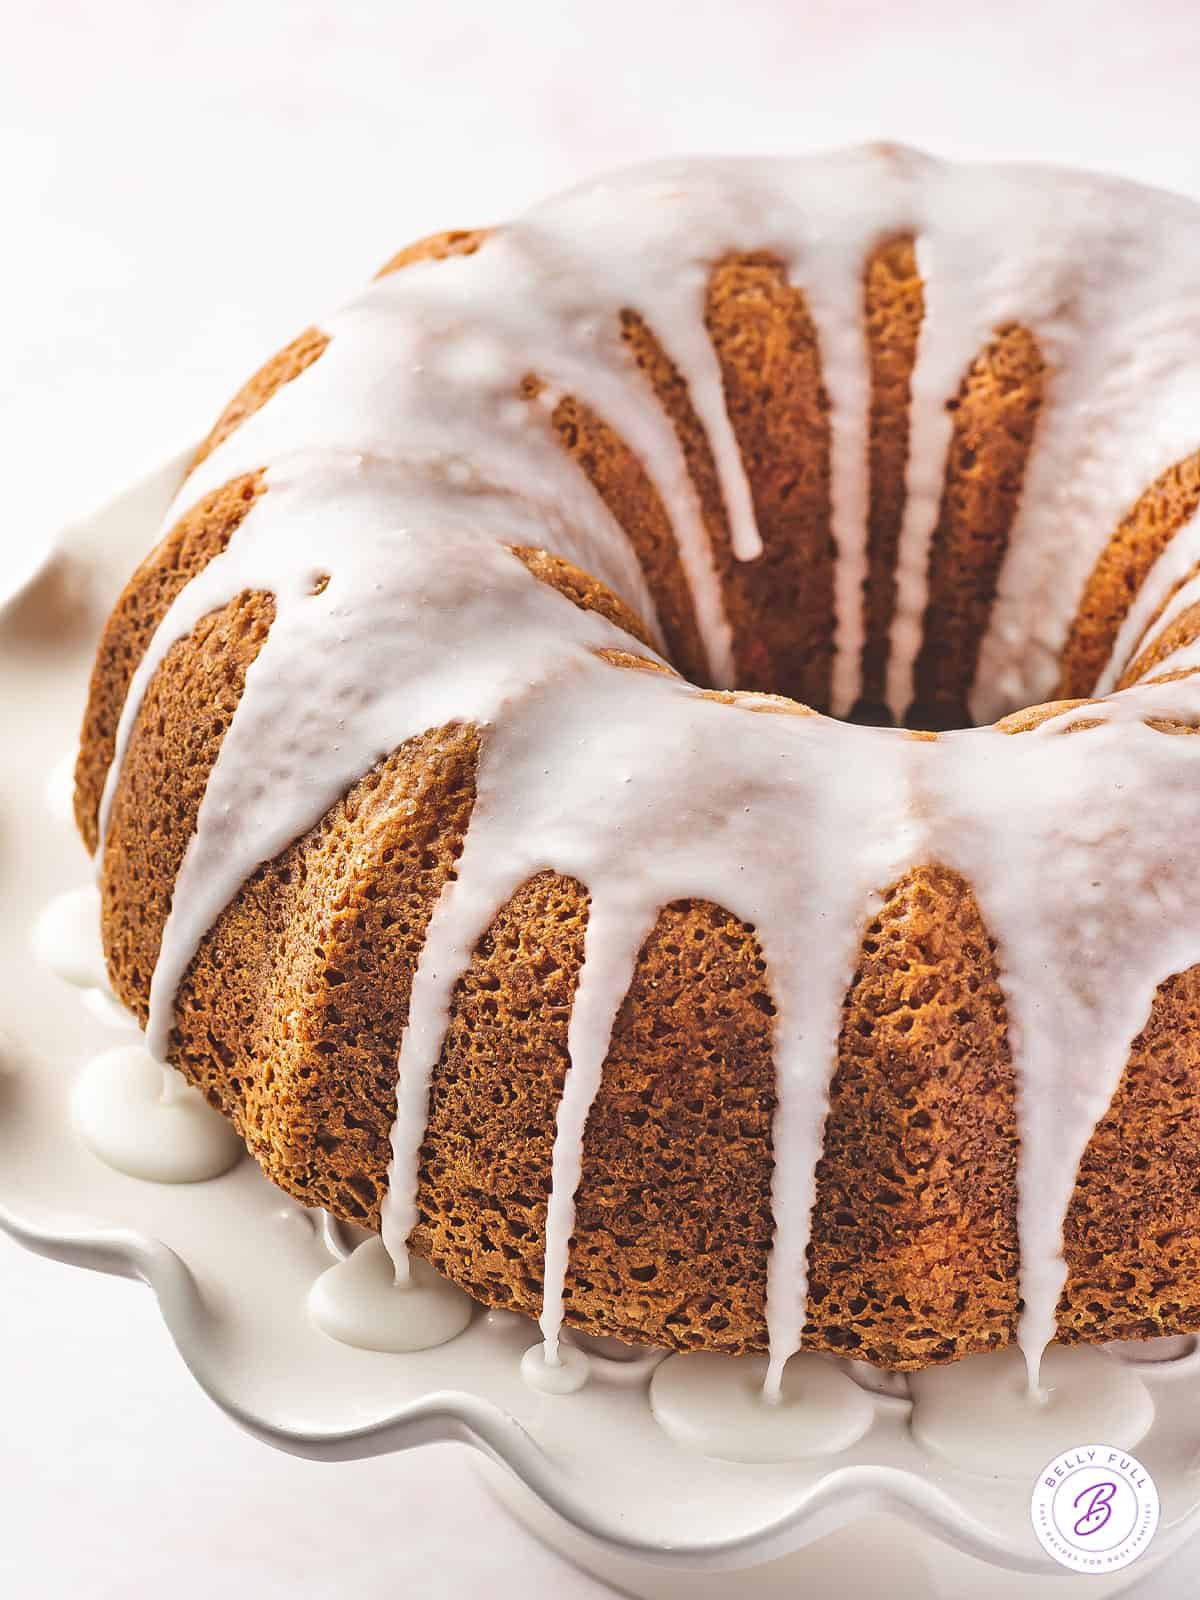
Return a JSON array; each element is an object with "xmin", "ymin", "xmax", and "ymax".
[
  {"xmin": 91, "ymin": 150, "xmax": 1200, "ymax": 1391},
  {"xmin": 920, "ymin": 689, "xmax": 1200, "ymax": 1388},
  {"xmin": 539, "ymin": 891, "xmax": 648, "ymax": 1365}
]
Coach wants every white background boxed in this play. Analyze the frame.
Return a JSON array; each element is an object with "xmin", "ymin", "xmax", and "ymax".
[{"xmin": 4, "ymin": 2, "xmax": 1200, "ymax": 1593}]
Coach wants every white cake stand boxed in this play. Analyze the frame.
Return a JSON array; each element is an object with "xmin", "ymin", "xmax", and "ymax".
[{"xmin": 3, "ymin": 454, "xmax": 1199, "ymax": 1599}]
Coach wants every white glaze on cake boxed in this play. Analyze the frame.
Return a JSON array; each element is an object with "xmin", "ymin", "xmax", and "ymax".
[
  {"xmin": 89, "ymin": 148, "xmax": 1200, "ymax": 1395},
  {"xmin": 1099, "ymin": 551, "xmax": 1200, "ymax": 690}
]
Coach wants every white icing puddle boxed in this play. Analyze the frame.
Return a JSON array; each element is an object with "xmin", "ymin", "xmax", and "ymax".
[
  {"xmin": 521, "ymin": 1341, "xmax": 591, "ymax": 1395},
  {"xmin": 650, "ymin": 1351, "xmax": 874, "ymax": 1463},
  {"xmin": 34, "ymin": 885, "xmax": 137, "ymax": 1032},
  {"xmin": 32, "ymin": 885, "xmax": 107, "ymax": 991},
  {"xmin": 71, "ymin": 1044, "xmax": 244, "ymax": 1184},
  {"xmin": 45, "ymin": 749, "xmax": 78, "ymax": 826},
  {"xmin": 909, "ymin": 1345, "xmax": 1153, "ymax": 1479},
  {"xmin": 307, "ymin": 1236, "xmax": 474, "ymax": 1354}
]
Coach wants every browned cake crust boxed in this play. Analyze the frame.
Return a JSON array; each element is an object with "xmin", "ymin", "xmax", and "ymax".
[
  {"xmin": 1117, "ymin": 598, "xmax": 1200, "ymax": 690},
  {"xmin": 376, "ymin": 227, "xmax": 490, "ymax": 279},
  {"xmin": 860, "ymin": 235, "xmax": 924, "ymax": 718},
  {"xmin": 76, "ymin": 227, "xmax": 1200, "ymax": 1370},
  {"xmin": 74, "ymin": 473, "xmax": 265, "ymax": 852},
  {"xmin": 909, "ymin": 324, "xmax": 1046, "ymax": 730},
  {"xmin": 704, "ymin": 253, "xmax": 835, "ymax": 704},
  {"xmin": 528, "ymin": 378, "xmax": 711, "ymax": 684}
]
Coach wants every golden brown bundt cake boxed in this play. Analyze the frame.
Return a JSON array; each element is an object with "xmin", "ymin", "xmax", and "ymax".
[{"xmin": 75, "ymin": 148, "xmax": 1200, "ymax": 1378}]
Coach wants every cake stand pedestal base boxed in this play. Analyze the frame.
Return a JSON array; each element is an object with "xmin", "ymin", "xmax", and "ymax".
[{"xmin": 473, "ymin": 1457, "xmax": 1165, "ymax": 1599}]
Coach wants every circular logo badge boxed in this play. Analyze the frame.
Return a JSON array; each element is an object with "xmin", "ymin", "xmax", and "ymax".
[{"xmin": 1031, "ymin": 1444, "xmax": 1159, "ymax": 1573}]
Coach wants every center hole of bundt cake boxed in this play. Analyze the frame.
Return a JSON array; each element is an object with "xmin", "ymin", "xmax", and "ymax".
[
  {"xmin": 846, "ymin": 695, "xmax": 972, "ymax": 734},
  {"xmin": 673, "ymin": 272, "xmax": 1046, "ymax": 733}
]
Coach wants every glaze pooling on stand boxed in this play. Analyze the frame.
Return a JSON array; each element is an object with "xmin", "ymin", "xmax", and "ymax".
[
  {"xmin": 909, "ymin": 1345, "xmax": 1154, "ymax": 1478},
  {"xmin": 71, "ymin": 1044, "xmax": 243, "ymax": 1184},
  {"xmin": 88, "ymin": 149, "xmax": 1200, "ymax": 1391},
  {"xmin": 650, "ymin": 1351, "xmax": 875, "ymax": 1462},
  {"xmin": 34, "ymin": 885, "xmax": 108, "ymax": 992},
  {"xmin": 308, "ymin": 1236, "xmax": 473, "ymax": 1354},
  {"xmin": 521, "ymin": 1340, "xmax": 591, "ymax": 1396}
]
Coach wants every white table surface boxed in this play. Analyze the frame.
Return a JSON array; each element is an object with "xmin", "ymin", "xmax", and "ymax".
[{"xmin": 5, "ymin": 2, "xmax": 1200, "ymax": 1593}]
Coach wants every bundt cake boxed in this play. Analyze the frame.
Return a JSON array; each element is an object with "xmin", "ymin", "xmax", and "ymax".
[{"xmin": 75, "ymin": 146, "xmax": 1200, "ymax": 1387}]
